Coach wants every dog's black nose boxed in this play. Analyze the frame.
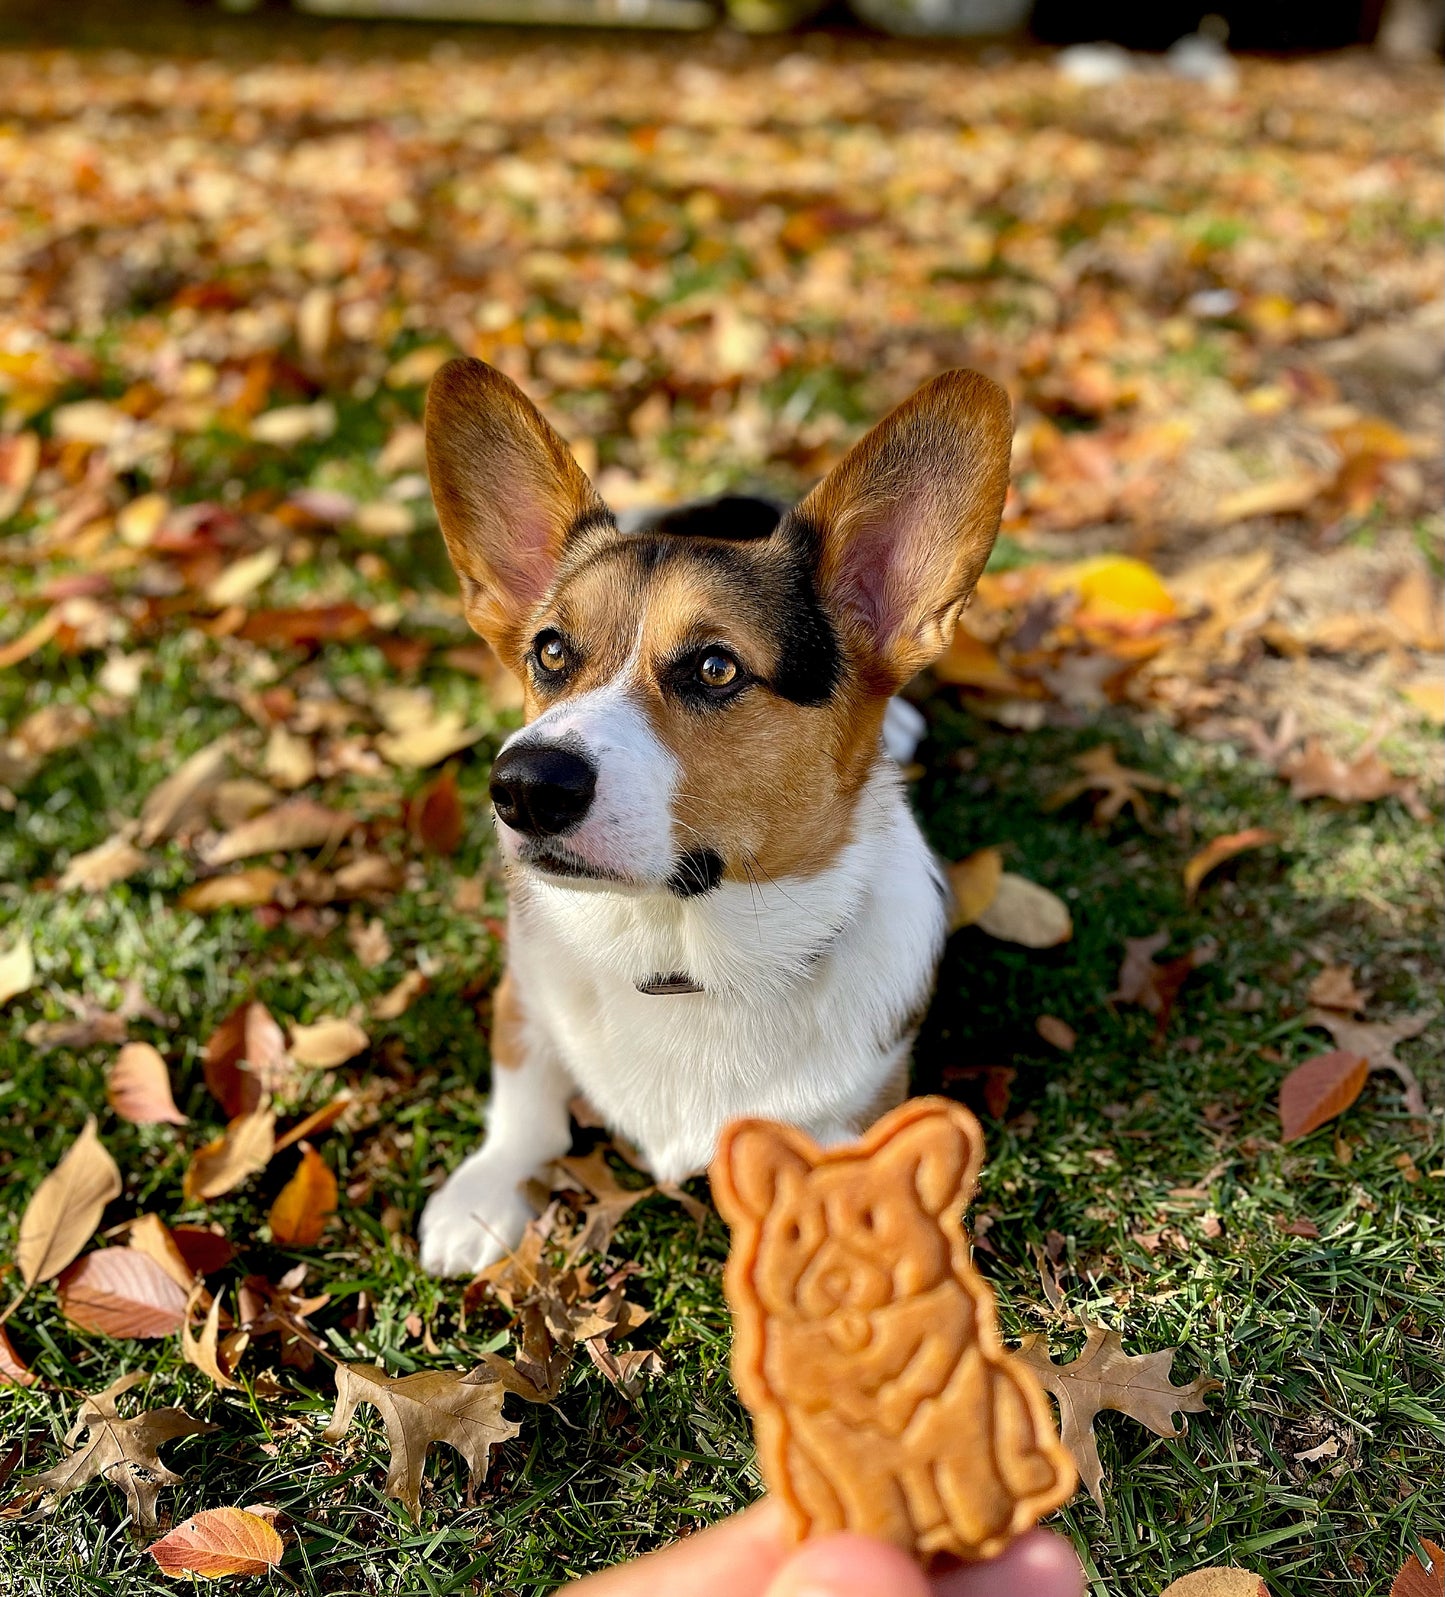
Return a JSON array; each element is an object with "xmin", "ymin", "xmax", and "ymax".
[{"xmin": 490, "ymin": 744, "xmax": 596, "ymax": 837}]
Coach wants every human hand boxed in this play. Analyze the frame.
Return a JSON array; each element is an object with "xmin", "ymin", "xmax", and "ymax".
[{"xmin": 563, "ymin": 1500, "xmax": 1084, "ymax": 1596}]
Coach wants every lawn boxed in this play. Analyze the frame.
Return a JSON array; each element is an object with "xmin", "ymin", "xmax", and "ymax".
[{"xmin": 1, "ymin": 25, "xmax": 1442, "ymax": 1597}]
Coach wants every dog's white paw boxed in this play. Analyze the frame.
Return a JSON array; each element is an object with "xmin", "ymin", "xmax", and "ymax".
[{"xmin": 418, "ymin": 1160, "xmax": 535, "ymax": 1278}]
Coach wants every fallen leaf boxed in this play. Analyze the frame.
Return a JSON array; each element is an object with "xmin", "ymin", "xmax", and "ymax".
[
  {"xmin": 268, "ymin": 1144, "xmax": 338, "ymax": 1247},
  {"xmin": 1280, "ymin": 737, "xmax": 1412, "ymax": 805},
  {"xmin": 237, "ymin": 604, "xmax": 371, "ymax": 647},
  {"xmin": 1016, "ymin": 1324, "xmax": 1221, "ymax": 1505},
  {"xmin": 974, "ymin": 873, "xmax": 1072, "ymax": 948},
  {"xmin": 136, "ymin": 737, "xmax": 232, "ymax": 847},
  {"xmin": 203, "ymin": 544, "xmax": 283, "ymax": 608},
  {"xmin": 372, "ymin": 969, "xmax": 427, "ymax": 1020},
  {"xmin": 250, "ymin": 399, "xmax": 336, "ymax": 446},
  {"xmin": 1276, "ymin": 1216, "xmax": 1321, "ymax": 1239},
  {"xmin": 375, "ymin": 707, "xmax": 485, "ymax": 769},
  {"xmin": 273, "ymin": 1095, "xmax": 353, "ymax": 1153},
  {"xmin": 237, "ymin": 1268, "xmax": 329, "ymax": 1371},
  {"xmin": 1387, "ymin": 568, "xmax": 1445, "ymax": 651},
  {"xmin": 0, "ymin": 936, "xmax": 36, "ymax": 1007},
  {"xmin": 322, "ymin": 1364, "xmax": 520, "ymax": 1519},
  {"xmin": 551, "ymin": 1149, "xmax": 656, "ymax": 1258},
  {"xmin": 1112, "ymin": 932, "xmax": 1215, "ymax": 1038},
  {"xmin": 1214, "ymin": 474, "xmax": 1325, "ymax": 523},
  {"xmin": 0, "ymin": 1327, "xmax": 36, "ymax": 1387},
  {"xmin": 22, "ymin": 978, "xmax": 162, "ymax": 1052},
  {"xmin": 171, "ymin": 1225, "xmax": 235, "ymax": 1277},
  {"xmin": 3, "ymin": 1372, "xmax": 215, "ymax": 1533},
  {"xmin": 182, "ymin": 1284, "xmax": 245, "ymax": 1391},
  {"xmin": 289, "ymin": 1016, "xmax": 368, "ymax": 1069},
  {"xmin": 946, "ymin": 847, "xmax": 1004, "ymax": 930},
  {"xmin": 126, "ymin": 1214, "xmax": 200, "ymax": 1294},
  {"xmin": 203, "ymin": 1000, "xmax": 293, "ymax": 1115},
  {"xmin": 106, "ymin": 1042, "xmax": 188, "ymax": 1126},
  {"xmin": 1402, "ymin": 677, "xmax": 1445, "ymax": 724},
  {"xmin": 1305, "ymin": 1007, "xmax": 1434, "ymax": 1116},
  {"xmin": 1036, "ymin": 1015, "xmax": 1077, "ymax": 1052},
  {"xmin": 1183, "ymin": 827, "xmax": 1280, "ymax": 900},
  {"xmin": 57, "ymin": 1249, "xmax": 189, "ymax": 1338},
  {"xmin": 148, "ymin": 1507, "xmax": 285, "ymax": 1578},
  {"xmin": 412, "ymin": 767, "xmax": 464, "ymax": 854},
  {"xmin": 263, "ymin": 724, "xmax": 316, "ymax": 791},
  {"xmin": 1392, "ymin": 1539, "xmax": 1445, "ymax": 1597},
  {"xmin": 1159, "ymin": 1573, "xmax": 1270, "ymax": 1597},
  {"xmin": 933, "ymin": 625, "xmax": 1023, "ymax": 692},
  {"xmin": 203, "ymin": 798, "xmax": 354, "ymax": 866},
  {"xmin": 1307, "ymin": 965, "xmax": 1371, "ymax": 1014},
  {"xmin": 1044, "ymin": 745, "xmax": 1178, "ymax": 825},
  {"xmin": 16, "ymin": 1117, "xmax": 123, "ymax": 1286},
  {"xmin": 0, "ymin": 431, "xmax": 40, "ymax": 522},
  {"xmin": 57, "ymin": 834, "xmax": 150, "ymax": 893},
  {"xmin": 0, "ymin": 608, "xmax": 61, "ymax": 671},
  {"xmin": 183, "ymin": 1105, "xmax": 277, "ymax": 1202},
  {"xmin": 180, "ymin": 867, "xmax": 286, "ymax": 912}
]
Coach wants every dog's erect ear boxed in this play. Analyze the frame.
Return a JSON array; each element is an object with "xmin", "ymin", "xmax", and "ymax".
[
  {"xmin": 425, "ymin": 358, "xmax": 608, "ymax": 659},
  {"xmin": 787, "ymin": 369, "xmax": 1013, "ymax": 691},
  {"xmin": 887, "ymin": 1116, "xmax": 977, "ymax": 1217},
  {"xmin": 710, "ymin": 1121, "xmax": 814, "ymax": 1226}
]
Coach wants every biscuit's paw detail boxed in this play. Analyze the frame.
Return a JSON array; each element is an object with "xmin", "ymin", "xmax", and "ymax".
[
  {"xmin": 418, "ymin": 1156, "xmax": 536, "ymax": 1278},
  {"xmin": 710, "ymin": 1096, "xmax": 1077, "ymax": 1566}
]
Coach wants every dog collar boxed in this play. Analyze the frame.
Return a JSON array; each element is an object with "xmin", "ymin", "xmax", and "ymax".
[{"xmin": 636, "ymin": 972, "xmax": 705, "ymax": 995}]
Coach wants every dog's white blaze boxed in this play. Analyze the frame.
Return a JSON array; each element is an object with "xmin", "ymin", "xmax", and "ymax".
[{"xmin": 493, "ymin": 641, "xmax": 679, "ymax": 883}]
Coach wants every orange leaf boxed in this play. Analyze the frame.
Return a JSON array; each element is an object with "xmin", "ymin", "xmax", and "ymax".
[
  {"xmin": 180, "ymin": 867, "xmax": 285, "ymax": 913},
  {"xmin": 268, "ymin": 1144, "xmax": 338, "ymax": 1247},
  {"xmin": 0, "ymin": 1325, "xmax": 36, "ymax": 1387},
  {"xmin": 106, "ymin": 1042, "xmax": 188, "ymax": 1126},
  {"xmin": 946, "ymin": 847, "xmax": 1003, "ymax": 929},
  {"xmin": 1392, "ymin": 1540, "xmax": 1445, "ymax": 1597},
  {"xmin": 57, "ymin": 1249, "xmax": 189, "ymax": 1338},
  {"xmin": 183, "ymin": 1106, "xmax": 277, "ymax": 1202},
  {"xmin": 933, "ymin": 625, "xmax": 1021, "ymax": 691},
  {"xmin": 1278, "ymin": 1051, "xmax": 1370, "ymax": 1143},
  {"xmin": 148, "ymin": 1507, "xmax": 286, "ymax": 1577},
  {"xmin": 274, "ymin": 1094, "xmax": 353, "ymax": 1154},
  {"xmin": 413, "ymin": 767, "xmax": 464, "ymax": 855},
  {"xmin": 1183, "ymin": 827, "xmax": 1280, "ymax": 900}
]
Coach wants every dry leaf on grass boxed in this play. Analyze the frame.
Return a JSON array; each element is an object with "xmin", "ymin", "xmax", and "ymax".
[
  {"xmin": 16, "ymin": 1116, "xmax": 122, "ymax": 1286},
  {"xmin": 1036, "ymin": 1015, "xmax": 1077, "ymax": 1052},
  {"xmin": 372, "ymin": 969, "xmax": 427, "ymax": 1020},
  {"xmin": 106, "ymin": 1042, "xmax": 187, "ymax": 1126},
  {"xmin": 373, "ymin": 694, "xmax": 485, "ymax": 769},
  {"xmin": 125, "ymin": 1214, "xmax": 200, "ymax": 1294},
  {"xmin": 1159, "ymin": 1572, "xmax": 1270, "ymax": 1597},
  {"xmin": 203, "ymin": 544, "xmax": 283, "ymax": 608},
  {"xmin": 0, "ymin": 936, "xmax": 35, "ymax": 1007},
  {"xmin": 136, "ymin": 737, "xmax": 232, "ymax": 847},
  {"xmin": 946, "ymin": 847, "xmax": 1004, "ymax": 930},
  {"xmin": 203, "ymin": 798, "xmax": 354, "ymax": 867},
  {"xmin": 180, "ymin": 867, "xmax": 285, "ymax": 913},
  {"xmin": 1016, "ymin": 1324, "xmax": 1222, "ymax": 1505},
  {"xmin": 1305, "ymin": 1007, "xmax": 1434, "ymax": 1116},
  {"xmin": 411, "ymin": 767, "xmax": 464, "ymax": 855},
  {"xmin": 171, "ymin": 1225, "xmax": 235, "ymax": 1276},
  {"xmin": 56, "ymin": 1249, "xmax": 189, "ymax": 1338},
  {"xmin": 1183, "ymin": 828, "xmax": 1280, "ymax": 900},
  {"xmin": 204, "ymin": 1000, "xmax": 293, "ymax": 1115},
  {"xmin": 289, "ymin": 1016, "xmax": 368, "ymax": 1069},
  {"xmin": 551, "ymin": 1150, "xmax": 656, "ymax": 1259},
  {"xmin": 274, "ymin": 1095, "xmax": 353, "ymax": 1153},
  {"xmin": 3, "ymin": 1372, "xmax": 215, "ymax": 1533},
  {"xmin": 148, "ymin": 1506, "xmax": 285, "ymax": 1577},
  {"xmin": 237, "ymin": 1267, "xmax": 330, "ymax": 1371},
  {"xmin": 1112, "ymin": 932, "xmax": 1215, "ymax": 1038},
  {"xmin": 1044, "ymin": 744, "xmax": 1179, "ymax": 826},
  {"xmin": 1392, "ymin": 1540, "xmax": 1445, "ymax": 1597},
  {"xmin": 56, "ymin": 834, "xmax": 149, "ymax": 893},
  {"xmin": 268, "ymin": 1144, "xmax": 338, "ymax": 1247},
  {"xmin": 1280, "ymin": 737, "xmax": 1416, "ymax": 807},
  {"xmin": 183, "ymin": 1105, "xmax": 277, "ymax": 1202},
  {"xmin": 1308, "ymin": 965, "xmax": 1371, "ymax": 1014},
  {"xmin": 183, "ymin": 1284, "xmax": 246, "ymax": 1391},
  {"xmin": 974, "ymin": 873, "xmax": 1072, "ymax": 948},
  {"xmin": 322, "ymin": 1364, "xmax": 520, "ymax": 1519},
  {"xmin": 0, "ymin": 1327, "xmax": 36, "ymax": 1387},
  {"xmin": 1278, "ymin": 1051, "xmax": 1370, "ymax": 1142}
]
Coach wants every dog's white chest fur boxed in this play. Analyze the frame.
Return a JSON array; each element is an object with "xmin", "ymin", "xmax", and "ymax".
[{"xmin": 509, "ymin": 760, "xmax": 946, "ymax": 1182}]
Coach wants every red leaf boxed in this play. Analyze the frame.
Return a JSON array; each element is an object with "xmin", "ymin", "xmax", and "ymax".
[
  {"xmin": 1392, "ymin": 1541, "xmax": 1445, "ymax": 1597},
  {"xmin": 203, "ymin": 1000, "xmax": 291, "ymax": 1116},
  {"xmin": 148, "ymin": 1507, "xmax": 286, "ymax": 1577},
  {"xmin": 171, "ymin": 1225, "xmax": 236, "ymax": 1277},
  {"xmin": 412, "ymin": 767, "xmax": 464, "ymax": 855},
  {"xmin": 56, "ymin": 1249, "xmax": 189, "ymax": 1338},
  {"xmin": 1279, "ymin": 1051, "xmax": 1370, "ymax": 1143},
  {"xmin": 0, "ymin": 1325, "xmax": 36, "ymax": 1386},
  {"xmin": 237, "ymin": 604, "xmax": 371, "ymax": 647}
]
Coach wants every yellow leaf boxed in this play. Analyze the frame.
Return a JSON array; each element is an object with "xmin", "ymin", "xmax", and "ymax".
[
  {"xmin": 946, "ymin": 848, "xmax": 1004, "ymax": 930},
  {"xmin": 1054, "ymin": 556, "xmax": 1176, "ymax": 632},
  {"xmin": 974, "ymin": 874, "xmax": 1072, "ymax": 947},
  {"xmin": 1182, "ymin": 827, "xmax": 1281, "ymax": 900},
  {"xmin": 268, "ymin": 1144, "xmax": 339, "ymax": 1247},
  {"xmin": 0, "ymin": 935, "xmax": 36, "ymax": 1006}
]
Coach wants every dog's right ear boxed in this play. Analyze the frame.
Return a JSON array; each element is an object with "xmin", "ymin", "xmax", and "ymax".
[{"xmin": 425, "ymin": 358, "xmax": 608, "ymax": 660}]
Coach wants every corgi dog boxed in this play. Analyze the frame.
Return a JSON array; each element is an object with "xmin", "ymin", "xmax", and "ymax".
[{"xmin": 417, "ymin": 357, "xmax": 1012, "ymax": 1277}]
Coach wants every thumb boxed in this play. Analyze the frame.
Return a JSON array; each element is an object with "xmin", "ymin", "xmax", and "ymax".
[{"xmin": 763, "ymin": 1533, "xmax": 932, "ymax": 1597}]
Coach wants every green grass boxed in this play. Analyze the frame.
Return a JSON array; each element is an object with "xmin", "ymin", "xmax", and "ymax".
[{"xmin": 2, "ymin": 623, "xmax": 1441, "ymax": 1595}]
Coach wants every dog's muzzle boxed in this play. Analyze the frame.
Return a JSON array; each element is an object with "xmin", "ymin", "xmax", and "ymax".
[{"xmin": 490, "ymin": 743, "xmax": 596, "ymax": 837}]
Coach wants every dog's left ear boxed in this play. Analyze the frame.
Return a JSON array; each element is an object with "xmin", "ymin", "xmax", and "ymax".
[
  {"xmin": 425, "ymin": 357, "xmax": 607, "ymax": 660},
  {"xmin": 787, "ymin": 369, "xmax": 1013, "ymax": 691}
]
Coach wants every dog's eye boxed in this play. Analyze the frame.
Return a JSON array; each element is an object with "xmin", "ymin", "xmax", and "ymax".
[
  {"xmin": 697, "ymin": 651, "xmax": 738, "ymax": 689},
  {"xmin": 535, "ymin": 632, "xmax": 569, "ymax": 674}
]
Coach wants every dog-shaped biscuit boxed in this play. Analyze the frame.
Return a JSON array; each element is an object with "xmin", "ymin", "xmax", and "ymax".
[{"xmin": 712, "ymin": 1096, "xmax": 1075, "ymax": 1564}]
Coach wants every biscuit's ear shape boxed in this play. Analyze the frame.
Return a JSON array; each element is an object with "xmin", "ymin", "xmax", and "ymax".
[
  {"xmin": 887, "ymin": 1115, "xmax": 978, "ymax": 1216},
  {"xmin": 711, "ymin": 1121, "xmax": 814, "ymax": 1226},
  {"xmin": 786, "ymin": 370, "xmax": 1013, "ymax": 693},
  {"xmin": 425, "ymin": 357, "xmax": 609, "ymax": 661}
]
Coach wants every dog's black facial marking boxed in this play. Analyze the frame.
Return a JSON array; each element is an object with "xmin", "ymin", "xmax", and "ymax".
[
  {"xmin": 667, "ymin": 847, "xmax": 725, "ymax": 898},
  {"xmin": 645, "ymin": 495, "xmax": 783, "ymax": 542},
  {"xmin": 763, "ymin": 515, "xmax": 841, "ymax": 707}
]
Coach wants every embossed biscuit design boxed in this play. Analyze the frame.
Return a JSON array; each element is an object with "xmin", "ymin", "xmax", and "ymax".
[{"xmin": 712, "ymin": 1096, "xmax": 1076, "ymax": 1564}]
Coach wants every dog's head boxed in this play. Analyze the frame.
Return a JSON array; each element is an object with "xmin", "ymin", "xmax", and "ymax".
[{"xmin": 425, "ymin": 359, "xmax": 1011, "ymax": 895}]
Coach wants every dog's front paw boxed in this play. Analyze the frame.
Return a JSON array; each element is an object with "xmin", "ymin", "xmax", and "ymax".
[{"xmin": 418, "ymin": 1160, "xmax": 535, "ymax": 1278}]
